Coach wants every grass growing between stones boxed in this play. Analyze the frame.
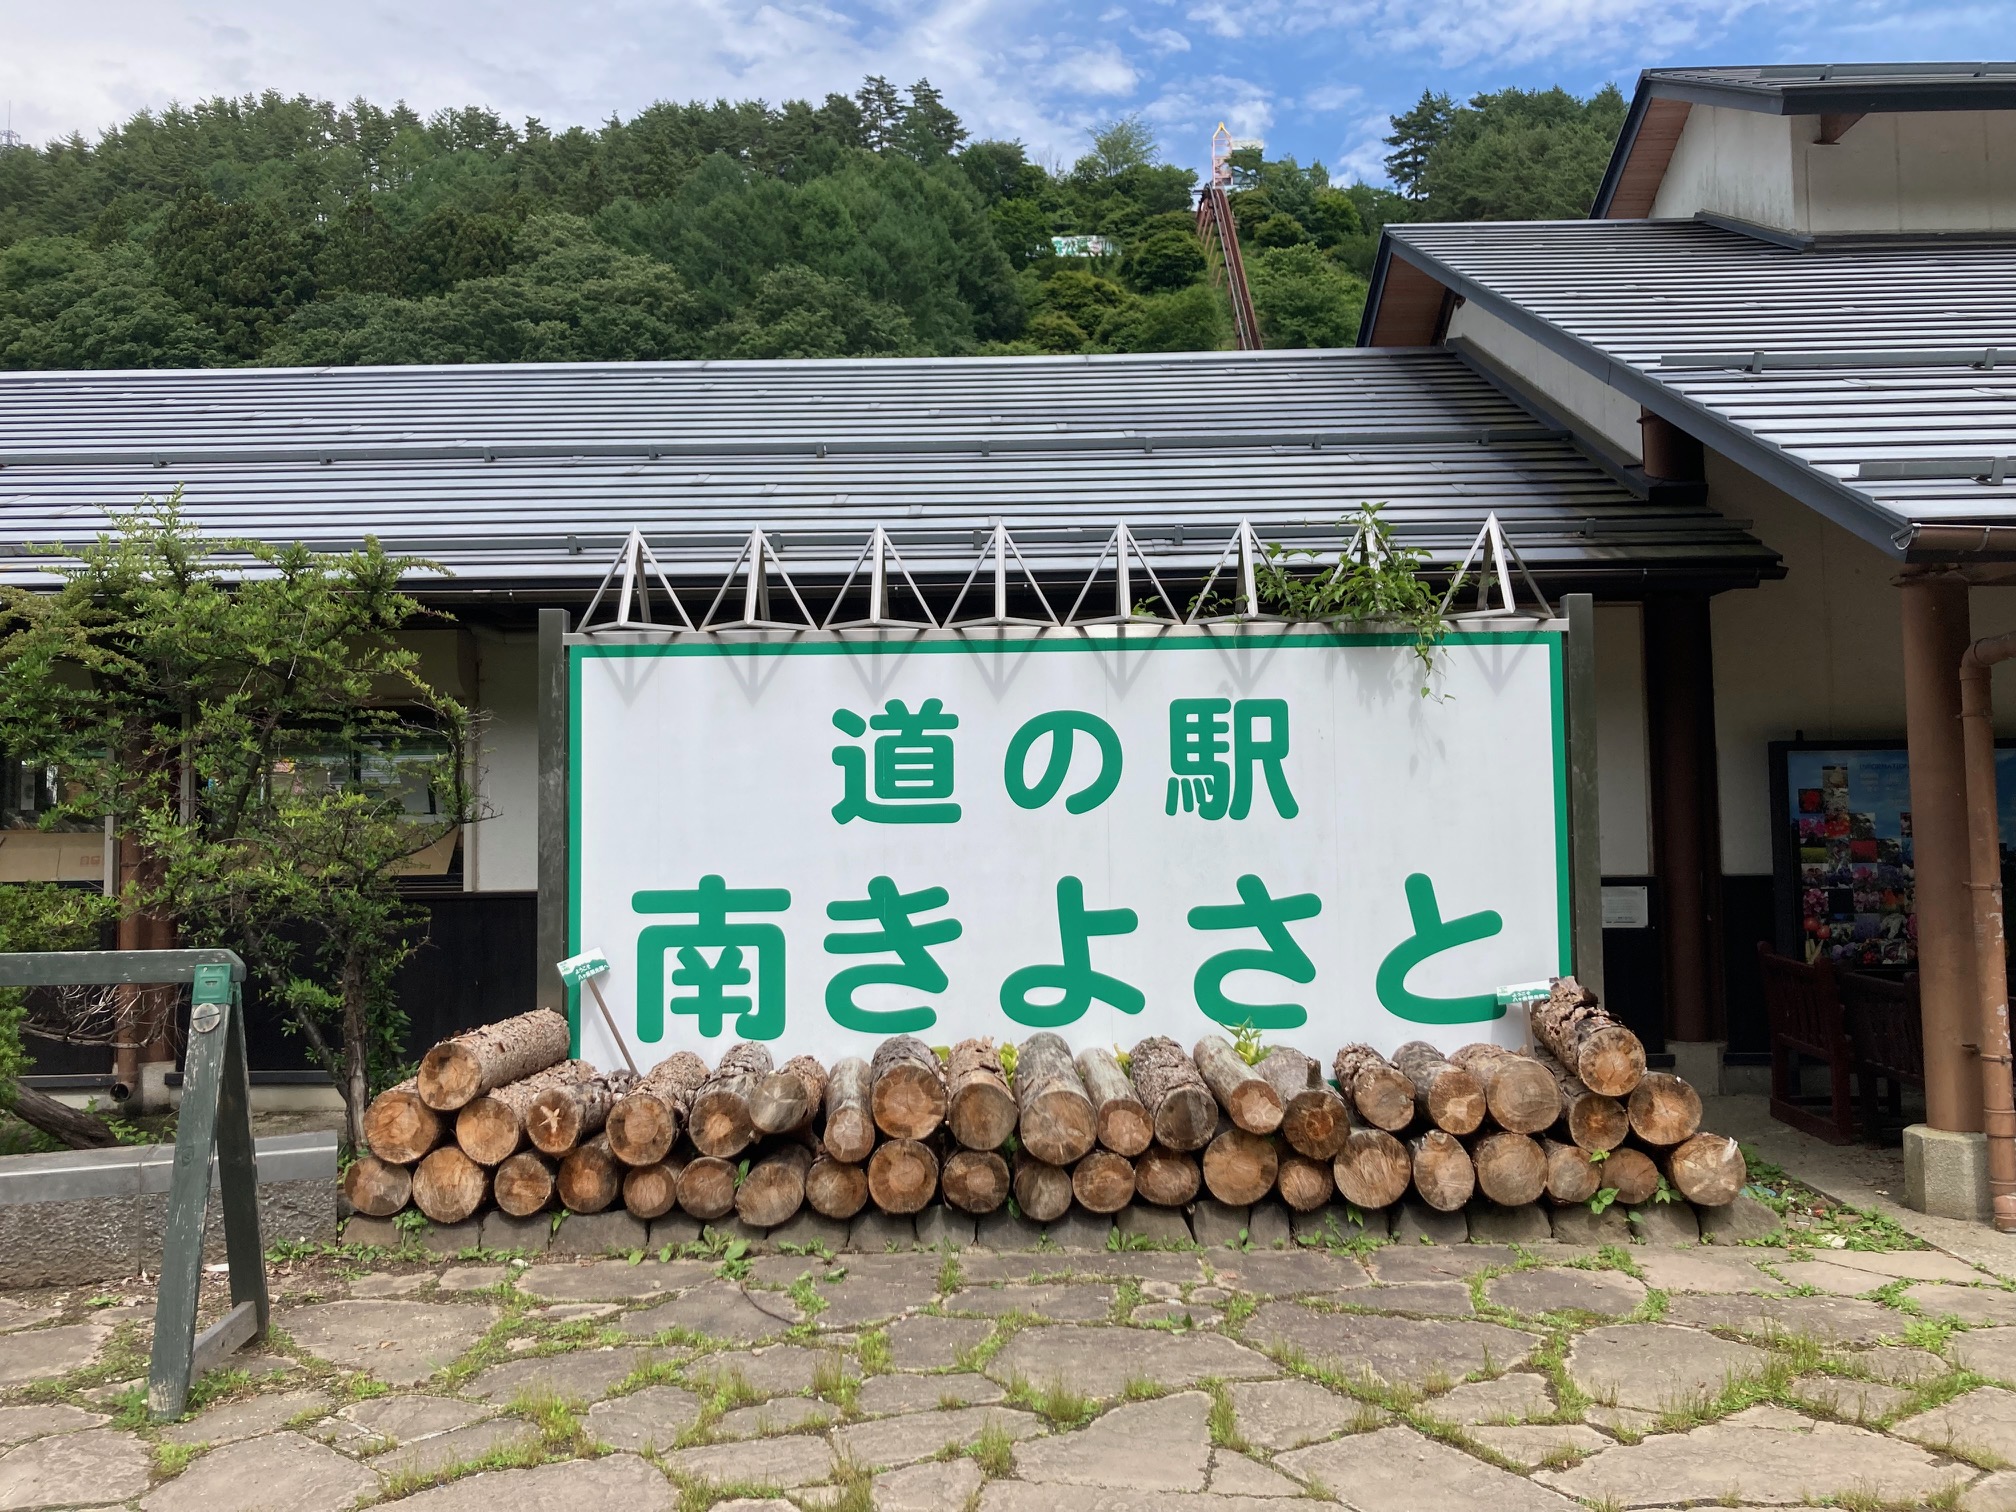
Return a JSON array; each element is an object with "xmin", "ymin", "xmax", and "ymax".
[
  {"xmin": 151, "ymin": 1440, "xmax": 205, "ymax": 1478},
  {"xmin": 812, "ymin": 1349, "xmax": 859, "ymax": 1413},
  {"xmin": 1004, "ymin": 1375, "xmax": 1094, "ymax": 1429},
  {"xmin": 938, "ymin": 1251, "xmax": 965, "ymax": 1293},
  {"xmin": 954, "ymin": 1315, "xmax": 1027, "ymax": 1374},
  {"xmin": 378, "ymin": 1387, "xmax": 596, "ymax": 1499},
  {"xmin": 16, "ymin": 1319, "xmax": 150, "ymax": 1404},
  {"xmin": 969, "ymin": 1417, "xmax": 1017, "ymax": 1477},
  {"xmin": 857, "ymin": 1328, "xmax": 892, "ymax": 1375},
  {"xmin": 1111, "ymin": 1279, "xmax": 1145, "ymax": 1322},
  {"xmin": 1203, "ymin": 1379, "xmax": 1248, "ymax": 1452}
]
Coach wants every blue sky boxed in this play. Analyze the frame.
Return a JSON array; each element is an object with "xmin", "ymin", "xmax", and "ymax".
[{"xmin": 3, "ymin": 0, "xmax": 2012, "ymax": 186}]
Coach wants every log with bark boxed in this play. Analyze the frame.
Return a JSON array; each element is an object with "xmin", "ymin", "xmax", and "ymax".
[
  {"xmin": 1542, "ymin": 1138, "xmax": 1601, "ymax": 1205},
  {"xmin": 495, "ymin": 1151, "xmax": 559, "ymax": 1217},
  {"xmin": 1075, "ymin": 1046, "xmax": 1152, "ymax": 1157},
  {"xmin": 870, "ymin": 1035, "xmax": 947, "ymax": 1141},
  {"xmin": 558, "ymin": 1133, "xmax": 622, "ymax": 1214},
  {"xmin": 1193, "ymin": 1035, "xmax": 1285, "ymax": 1134},
  {"xmin": 528, "ymin": 1066, "xmax": 629, "ymax": 1157},
  {"xmin": 866, "ymin": 1137, "xmax": 938, "ymax": 1214},
  {"xmin": 1200, "ymin": 1126, "xmax": 1279, "ymax": 1207},
  {"xmin": 1011, "ymin": 1150, "xmax": 1073, "ymax": 1223},
  {"xmin": 1528, "ymin": 1046, "xmax": 1629, "ymax": 1152},
  {"xmin": 1071, "ymin": 1149, "xmax": 1137, "ymax": 1214},
  {"xmin": 363, "ymin": 1078, "xmax": 443, "ymax": 1164},
  {"xmin": 1600, "ymin": 1146, "xmax": 1660, "ymax": 1206},
  {"xmin": 941, "ymin": 1148, "xmax": 1011, "ymax": 1214},
  {"xmin": 1276, "ymin": 1151, "xmax": 1335, "ymax": 1212},
  {"xmin": 806, "ymin": 1154, "xmax": 871, "ymax": 1220},
  {"xmin": 1332, "ymin": 1127, "xmax": 1412, "ymax": 1210},
  {"xmin": 342, "ymin": 1154, "xmax": 412, "ymax": 1217},
  {"xmin": 1470, "ymin": 1130, "xmax": 1547, "ymax": 1207},
  {"xmin": 1254, "ymin": 1047, "xmax": 1349, "ymax": 1159},
  {"xmin": 1449, "ymin": 1044, "xmax": 1560, "ymax": 1136},
  {"xmin": 1128, "ymin": 1036, "xmax": 1217, "ymax": 1151},
  {"xmin": 1530, "ymin": 977, "xmax": 1646, "ymax": 1097},
  {"xmin": 412, "ymin": 1145, "xmax": 489, "ymax": 1225},
  {"xmin": 736, "ymin": 1141, "xmax": 814, "ymax": 1228},
  {"xmin": 689, "ymin": 1043, "xmax": 774, "ymax": 1158},
  {"xmin": 1331, "ymin": 1044, "xmax": 1416, "ymax": 1133},
  {"xmin": 417, "ymin": 1008, "xmax": 571, "ymax": 1111},
  {"xmin": 1133, "ymin": 1143, "xmax": 1202, "ymax": 1207},
  {"xmin": 3, "ymin": 1083, "xmax": 121, "ymax": 1151},
  {"xmin": 606, "ymin": 1051, "xmax": 710, "ymax": 1166},
  {"xmin": 1014, "ymin": 1031, "xmax": 1096, "ymax": 1166},
  {"xmin": 621, "ymin": 1157, "xmax": 684, "ymax": 1221},
  {"xmin": 458, "ymin": 1061, "xmax": 590, "ymax": 1166},
  {"xmin": 1392, "ymin": 1041, "xmax": 1486, "ymax": 1135},
  {"xmin": 752, "ymin": 1055, "xmax": 828, "ymax": 1139},
  {"xmin": 676, "ymin": 1155, "xmax": 739, "ymax": 1221},
  {"xmin": 1626, "ymin": 1072, "xmax": 1704, "ymax": 1148},
  {"xmin": 1661, "ymin": 1132, "xmax": 1746, "ymax": 1206},
  {"xmin": 1409, "ymin": 1129, "xmax": 1475, "ymax": 1212},
  {"xmin": 822, "ymin": 1057, "xmax": 877, "ymax": 1164},
  {"xmin": 947, "ymin": 1039, "xmax": 1019, "ymax": 1152}
]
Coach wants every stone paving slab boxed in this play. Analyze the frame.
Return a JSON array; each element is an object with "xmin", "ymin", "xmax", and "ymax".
[
  {"xmin": 1904, "ymin": 1283, "xmax": 2016, "ymax": 1325},
  {"xmin": 1355, "ymin": 1280, "xmax": 1475, "ymax": 1316},
  {"xmin": 1467, "ymin": 1422, "xmax": 1609, "ymax": 1469},
  {"xmin": 1541, "ymin": 1404, "xmax": 1967, "ymax": 1507},
  {"xmin": 0, "ymin": 1426, "xmax": 149, "ymax": 1511},
  {"xmin": 0, "ymin": 1305, "xmax": 58, "ymax": 1336},
  {"xmin": 954, "ymin": 1284, "xmax": 1116, "ymax": 1321},
  {"xmin": 880, "ymin": 1314, "xmax": 995, "ymax": 1369},
  {"xmin": 368, "ymin": 1415, "xmax": 535, "ymax": 1477},
  {"xmin": 1894, "ymin": 1385, "xmax": 2016, "ymax": 1460},
  {"xmin": 140, "ymin": 1431, "xmax": 379, "ymax": 1512},
  {"xmin": 463, "ymin": 1345, "xmax": 654, "ymax": 1402},
  {"xmin": 583, "ymin": 1384, "xmax": 703, "ymax": 1452},
  {"xmin": 161, "ymin": 1388, "xmax": 331, "ymax": 1445},
  {"xmin": 1819, "ymin": 1248, "xmax": 1983, "ymax": 1284},
  {"xmin": 1225, "ymin": 1378, "xmax": 1380, "ymax": 1450},
  {"xmin": 1633, "ymin": 1249, "xmax": 1787, "ymax": 1294},
  {"xmin": 1788, "ymin": 1372, "xmax": 1915, "ymax": 1421},
  {"xmin": 1660, "ymin": 1292, "xmax": 1903, "ymax": 1346},
  {"xmin": 1485, "ymin": 1268, "xmax": 1645, "ymax": 1318},
  {"xmin": 0, "ymin": 1406, "xmax": 106, "ymax": 1449},
  {"xmin": 985, "ymin": 1326, "xmax": 1277, "ymax": 1397},
  {"xmin": 711, "ymin": 1396, "xmax": 835, "ymax": 1438},
  {"xmin": 1206, "ymin": 1252, "xmax": 1370, "ymax": 1295},
  {"xmin": 1277, "ymin": 1425, "xmax": 1579, "ymax": 1511},
  {"xmin": 1956, "ymin": 1329, "xmax": 2016, "ymax": 1384},
  {"xmin": 977, "ymin": 1486, "xmax": 1304, "ymax": 1511},
  {"xmin": 1206, "ymin": 1451, "xmax": 1305, "ymax": 1497},
  {"xmin": 1366, "ymin": 1246, "xmax": 1514, "ymax": 1284},
  {"xmin": 283, "ymin": 1300, "xmax": 495, "ymax": 1386},
  {"xmin": 1012, "ymin": 1393, "xmax": 1209, "ymax": 1490},
  {"xmin": 321, "ymin": 1393, "xmax": 488, "ymax": 1449},
  {"xmin": 873, "ymin": 1458, "xmax": 985, "ymax": 1512},
  {"xmin": 836, "ymin": 1404, "xmax": 1043, "ymax": 1469},
  {"xmin": 516, "ymin": 1260, "xmax": 710, "ymax": 1302},
  {"xmin": 810, "ymin": 1274, "xmax": 943, "ymax": 1329},
  {"xmin": 662, "ymin": 1433, "xmax": 835, "ymax": 1488},
  {"xmin": 0, "ymin": 1325, "xmax": 107, "ymax": 1389},
  {"xmin": 1244, "ymin": 1304, "xmax": 1538, "ymax": 1388},
  {"xmin": 686, "ymin": 1343, "xmax": 841, "ymax": 1395},
  {"xmin": 384, "ymin": 1452, "xmax": 674, "ymax": 1512},
  {"xmin": 1425, "ymin": 1373, "xmax": 1554, "ymax": 1425},
  {"xmin": 1565, "ymin": 1323, "xmax": 1769, "ymax": 1412},
  {"xmin": 855, "ymin": 1371, "xmax": 1005, "ymax": 1415}
]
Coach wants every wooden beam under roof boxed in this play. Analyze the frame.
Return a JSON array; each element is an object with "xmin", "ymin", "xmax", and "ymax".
[
  {"xmin": 1602, "ymin": 97, "xmax": 1691, "ymax": 219},
  {"xmin": 1363, "ymin": 255, "xmax": 1452, "ymax": 348}
]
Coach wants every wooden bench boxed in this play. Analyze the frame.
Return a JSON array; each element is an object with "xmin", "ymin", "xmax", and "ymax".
[
  {"xmin": 1756, "ymin": 942, "xmax": 1856, "ymax": 1145},
  {"xmin": 1838, "ymin": 969, "xmax": 1925, "ymax": 1146}
]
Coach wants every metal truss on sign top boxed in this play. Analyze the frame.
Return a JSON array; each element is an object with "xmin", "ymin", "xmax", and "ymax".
[{"xmin": 574, "ymin": 515, "xmax": 1553, "ymax": 634}]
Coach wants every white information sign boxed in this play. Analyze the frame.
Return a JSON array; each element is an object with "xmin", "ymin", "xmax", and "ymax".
[{"xmin": 568, "ymin": 627, "xmax": 1569, "ymax": 1066}]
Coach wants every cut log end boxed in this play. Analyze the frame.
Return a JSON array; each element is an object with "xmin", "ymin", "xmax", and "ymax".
[
  {"xmin": 1071, "ymin": 1149, "xmax": 1137, "ymax": 1214},
  {"xmin": 806, "ymin": 1156, "xmax": 871, "ymax": 1221},
  {"xmin": 494, "ymin": 1152, "xmax": 558, "ymax": 1217},
  {"xmin": 1627, "ymin": 1072, "xmax": 1704, "ymax": 1148},
  {"xmin": 866, "ymin": 1138, "xmax": 939, "ymax": 1215},
  {"xmin": 1410, "ymin": 1130, "xmax": 1474, "ymax": 1212},
  {"xmin": 942, "ymin": 1149, "xmax": 1011, "ymax": 1215},
  {"xmin": 1332, "ymin": 1128, "xmax": 1411, "ymax": 1211},
  {"xmin": 677, "ymin": 1156, "xmax": 739, "ymax": 1222},
  {"xmin": 342, "ymin": 1155, "xmax": 412, "ymax": 1218},
  {"xmin": 1200, "ymin": 1127, "xmax": 1278, "ymax": 1207},
  {"xmin": 1665, "ymin": 1133, "xmax": 1747, "ymax": 1207},
  {"xmin": 1133, "ymin": 1144, "xmax": 1201, "ymax": 1208},
  {"xmin": 1276, "ymin": 1152, "xmax": 1335, "ymax": 1213},
  {"xmin": 1577, "ymin": 1025, "xmax": 1649, "ymax": 1099},
  {"xmin": 364, "ymin": 1085, "xmax": 442, "ymax": 1165},
  {"xmin": 411, "ymin": 1146, "xmax": 488, "ymax": 1225},
  {"xmin": 621, "ymin": 1161, "xmax": 681, "ymax": 1221},
  {"xmin": 1011, "ymin": 1155, "xmax": 1073, "ymax": 1224}
]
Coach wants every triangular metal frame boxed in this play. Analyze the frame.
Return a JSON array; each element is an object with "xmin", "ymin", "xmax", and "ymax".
[
  {"xmin": 699, "ymin": 529, "xmax": 818, "ymax": 631},
  {"xmin": 1188, "ymin": 518, "xmax": 1292, "ymax": 624},
  {"xmin": 578, "ymin": 529, "xmax": 696, "ymax": 634},
  {"xmin": 944, "ymin": 524, "xmax": 1060, "ymax": 628},
  {"xmin": 823, "ymin": 527, "xmax": 939, "ymax": 630},
  {"xmin": 1439, "ymin": 512, "xmax": 1554, "ymax": 621},
  {"xmin": 1064, "ymin": 523, "xmax": 1183, "ymax": 626}
]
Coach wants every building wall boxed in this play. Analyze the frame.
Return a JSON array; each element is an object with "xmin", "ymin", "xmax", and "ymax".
[
  {"xmin": 1706, "ymin": 454, "xmax": 2016, "ymax": 879},
  {"xmin": 1651, "ymin": 104, "xmax": 2016, "ymax": 235},
  {"xmin": 1445, "ymin": 305, "xmax": 1644, "ymax": 459},
  {"xmin": 1595, "ymin": 603, "xmax": 1652, "ymax": 876},
  {"xmin": 471, "ymin": 631, "xmax": 539, "ymax": 892}
]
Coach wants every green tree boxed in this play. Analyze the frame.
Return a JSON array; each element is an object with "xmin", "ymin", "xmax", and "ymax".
[
  {"xmin": 1384, "ymin": 89, "xmax": 1454, "ymax": 200},
  {"xmin": 1079, "ymin": 115, "xmax": 1157, "ymax": 178},
  {"xmin": 1250, "ymin": 213, "xmax": 1310, "ymax": 249},
  {"xmin": 1246, "ymin": 244, "xmax": 1368, "ymax": 349},
  {"xmin": 898, "ymin": 80, "xmax": 968, "ymax": 161},
  {"xmin": 0, "ymin": 885, "xmax": 121, "ymax": 1150},
  {"xmin": 1417, "ymin": 85, "xmax": 1626, "ymax": 221},
  {"xmin": 1124, "ymin": 228, "xmax": 1206, "ymax": 293},
  {"xmin": 855, "ymin": 76, "xmax": 905, "ymax": 152},
  {"xmin": 1094, "ymin": 284, "xmax": 1228, "ymax": 353},
  {"xmin": 151, "ymin": 191, "xmax": 315, "ymax": 358},
  {"xmin": 0, "ymin": 501, "xmax": 473, "ymax": 1151},
  {"xmin": 718, "ymin": 265, "xmax": 918, "ymax": 358}
]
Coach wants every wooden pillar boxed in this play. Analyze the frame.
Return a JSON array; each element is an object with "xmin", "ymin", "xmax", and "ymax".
[
  {"xmin": 1645, "ymin": 594, "xmax": 1724, "ymax": 1044},
  {"xmin": 1902, "ymin": 572, "xmax": 1981, "ymax": 1133}
]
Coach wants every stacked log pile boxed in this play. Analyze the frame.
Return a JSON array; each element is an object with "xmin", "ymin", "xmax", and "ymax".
[{"xmin": 345, "ymin": 979, "xmax": 1746, "ymax": 1237}]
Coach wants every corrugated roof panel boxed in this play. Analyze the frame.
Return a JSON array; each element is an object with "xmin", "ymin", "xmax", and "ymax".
[{"xmin": 0, "ymin": 347, "xmax": 1779, "ymax": 588}]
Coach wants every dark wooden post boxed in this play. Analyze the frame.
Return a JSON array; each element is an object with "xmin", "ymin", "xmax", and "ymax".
[
  {"xmin": 535, "ymin": 608, "xmax": 571, "ymax": 1027},
  {"xmin": 1645, "ymin": 593, "xmax": 1725, "ymax": 1049}
]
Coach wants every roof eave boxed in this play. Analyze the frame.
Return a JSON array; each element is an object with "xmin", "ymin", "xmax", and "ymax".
[{"xmin": 1379, "ymin": 234, "xmax": 1916, "ymax": 560}]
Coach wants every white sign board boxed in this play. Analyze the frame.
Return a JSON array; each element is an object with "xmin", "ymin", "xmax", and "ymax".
[{"xmin": 568, "ymin": 627, "xmax": 1569, "ymax": 1066}]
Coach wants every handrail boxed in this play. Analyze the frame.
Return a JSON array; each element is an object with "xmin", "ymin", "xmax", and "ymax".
[{"xmin": 1196, "ymin": 187, "xmax": 1264, "ymax": 351}]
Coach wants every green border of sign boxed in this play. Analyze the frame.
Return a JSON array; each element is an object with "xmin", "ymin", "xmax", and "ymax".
[{"xmin": 565, "ymin": 629, "xmax": 1569, "ymax": 1056}]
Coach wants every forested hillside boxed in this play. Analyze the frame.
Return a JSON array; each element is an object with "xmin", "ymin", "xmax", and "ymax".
[{"xmin": 0, "ymin": 77, "xmax": 1623, "ymax": 369}]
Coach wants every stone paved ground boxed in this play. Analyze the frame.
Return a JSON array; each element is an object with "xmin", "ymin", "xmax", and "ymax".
[{"xmin": 7, "ymin": 1210, "xmax": 2016, "ymax": 1512}]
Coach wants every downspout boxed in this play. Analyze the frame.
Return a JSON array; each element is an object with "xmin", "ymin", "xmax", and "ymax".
[{"xmin": 1959, "ymin": 632, "xmax": 2016, "ymax": 1231}]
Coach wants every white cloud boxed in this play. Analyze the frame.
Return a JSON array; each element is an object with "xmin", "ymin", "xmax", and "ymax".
[
  {"xmin": 1300, "ymin": 82, "xmax": 1363, "ymax": 112},
  {"xmin": 1049, "ymin": 44, "xmax": 1142, "ymax": 95},
  {"xmin": 1184, "ymin": 2, "xmax": 1247, "ymax": 39},
  {"xmin": 1131, "ymin": 25, "xmax": 1193, "ymax": 54}
]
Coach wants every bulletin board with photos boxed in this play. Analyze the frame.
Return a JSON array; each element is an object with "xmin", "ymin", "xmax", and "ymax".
[{"xmin": 1769, "ymin": 739, "xmax": 2016, "ymax": 972}]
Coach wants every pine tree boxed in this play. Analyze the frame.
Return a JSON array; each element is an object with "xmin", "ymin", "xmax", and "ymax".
[
  {"xmin": 854, "ymin": 75, "xmax": 904, "ymax": 152},
  {"xmin": 898, "ymin": 79, "xmax": 968, "ymax": 161},
  {"xmin": 1383, "ymin": 89, "xmax": 1453, "ymax": 200}
]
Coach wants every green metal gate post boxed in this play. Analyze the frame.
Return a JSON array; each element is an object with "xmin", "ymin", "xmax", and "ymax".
[
  {"xmin": 0, "ymin": 949, "xmax": 267, "ymax": 1420},
  {"xmin": 147, "ymin": 958, "xmax": 268, "ymax": 1419}
]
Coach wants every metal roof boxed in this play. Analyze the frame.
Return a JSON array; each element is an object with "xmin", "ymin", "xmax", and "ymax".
[
  {"xmin": 0, "ymin": 348, "xmax": 1779, "ymax": 593},
  {"xmin": 1372, "ymin": 219, "xmax": 2016, "ymax": 557}
]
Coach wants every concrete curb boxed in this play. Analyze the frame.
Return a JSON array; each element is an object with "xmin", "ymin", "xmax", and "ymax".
[{"xmin": 0, "ymin": 1131, "xmax": 337, "ymax": 1206}]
